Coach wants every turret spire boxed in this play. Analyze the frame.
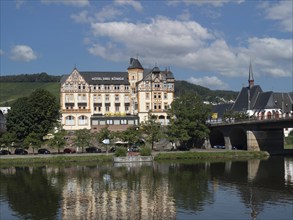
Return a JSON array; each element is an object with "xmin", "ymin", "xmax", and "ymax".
[{"xmin": 248, "ymin": 61, "xmax": 254, "ymax": 88}]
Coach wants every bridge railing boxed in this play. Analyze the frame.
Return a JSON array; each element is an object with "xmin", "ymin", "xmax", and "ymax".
[{"xmin": 208, "ymin": 113, "xmax": 293, "ymax": 125}]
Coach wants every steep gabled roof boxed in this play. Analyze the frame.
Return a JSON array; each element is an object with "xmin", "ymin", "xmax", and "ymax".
[{"xmin": 128, "ymin": 58, "xmax": 144, "ymax": 70}]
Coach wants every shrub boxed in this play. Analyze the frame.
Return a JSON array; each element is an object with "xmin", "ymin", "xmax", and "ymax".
[
  {"xmin": 114, "ymin": 147, "xmax": 127, "ymax": 157},
  {"xmin": 139, "ymin": 146, "xmax": 152, "ymax": 156}
]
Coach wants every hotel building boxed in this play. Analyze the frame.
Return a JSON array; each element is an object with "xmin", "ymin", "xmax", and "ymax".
[{"xmin": 60, "ymin": 58, "xmax": 175, "ymax": 131}]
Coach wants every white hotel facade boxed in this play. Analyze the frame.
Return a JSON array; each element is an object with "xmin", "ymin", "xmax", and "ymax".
[{"xmin": 60, "ymin": 58, "xmax": 175, "ymax": 131}]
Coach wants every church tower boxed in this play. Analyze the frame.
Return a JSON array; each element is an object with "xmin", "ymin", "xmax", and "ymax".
[{"xmin": 248, "ymin": 62, "xmax": 254, "ymax": 88}]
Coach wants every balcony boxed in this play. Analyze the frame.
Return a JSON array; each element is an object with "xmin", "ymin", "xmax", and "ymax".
[{"xmin": 62, "ymin": 109, "xmax": 91, "ymax": 113}]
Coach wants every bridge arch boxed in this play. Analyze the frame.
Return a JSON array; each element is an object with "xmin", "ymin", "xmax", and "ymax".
[
  {"xmin": 209, "ymin": 129, "xmax": 225, "ymax": 147},
  {"xmin": 229, "ymin": 127, "xmax": 247, "ymax": 150}
]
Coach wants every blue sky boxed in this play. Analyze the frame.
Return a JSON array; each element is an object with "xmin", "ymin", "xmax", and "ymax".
[{"xmin": 1, "ymin": 0, "xmax": 292, "ymax": 92}]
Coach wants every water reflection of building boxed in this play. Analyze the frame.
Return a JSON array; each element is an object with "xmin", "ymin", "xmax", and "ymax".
[
  {"xmin": 61, "ymin": 176, "xmax": 176, "ymax": 219},
  {"xmin": 284, "ymin": 157, "xmax": 293, "ymax": 185}
]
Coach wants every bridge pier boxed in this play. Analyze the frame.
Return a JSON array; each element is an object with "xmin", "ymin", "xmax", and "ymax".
[
  {"xmin": 224, "ymin": 136, "xmax": 232, "ymax": 150},
  {"xmin": 247, "ymin": 130, "xmax": 260, "ymax": 151}
]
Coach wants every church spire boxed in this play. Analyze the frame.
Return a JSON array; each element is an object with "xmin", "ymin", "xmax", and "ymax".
[{"xmin": 248, "ymin": 61, "xmax": 254, "ymax": 88}]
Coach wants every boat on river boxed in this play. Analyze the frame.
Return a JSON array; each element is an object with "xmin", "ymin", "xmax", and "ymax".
[{"xmin": 113, "ymin": 155, "xmax": 153, "ymax": 163}]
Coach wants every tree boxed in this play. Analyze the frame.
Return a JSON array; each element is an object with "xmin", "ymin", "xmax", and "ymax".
[
  {"xmin": 6, "ymin": 97, "xmax": 33, "ymax": 141},
  {"xmin": 74, "ymin": 129, "xmax": 91, "ymax": 153},
  {"xmin": 119, "ymin": 126, "xmax": 141, "ymax": 147},
  {"xmin": 23, "ymin": 132, "xmax": 42, "ymax": 154},
  {"xmin": 167, "ymin": 93, "xmax": 211, "ymax": 148},
  {"xmin": 140, "ymin": 116, "xmax": 163, "ymax": 150},
  {"xmin": 47, "ymin": 129, "xmax": 67, "ymax": 154},
  {"xmin": 0, "ymin": 132, "xmax": 17, "ymax": 151},
  {"xmin": 6, "ymin": 89, "xmax": 60, "ymax": 143}
]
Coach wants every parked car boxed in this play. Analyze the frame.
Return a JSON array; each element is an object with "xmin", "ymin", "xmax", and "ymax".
[
  {"xmin": 0, "ymin": 150, "xmax": 11, "ymax": 155},
  {"xmin": 86, "ymin": 147, "xmax": 101, "ymax": 153},
  {"xmin": 15, "ymin": 148, "xmax": 28, "ymax": 155},
  {"xmin": 129, "ymin": 146, "xmax": 139, "ymax": 152},
  {"xmin": 177, "ymin": 145, "xmax": 190, "ymax": 151},
  {"xmin": 38, "ymin": 148, "xmax": 50, "ymax": 154},
  {"xmin": 63, "ymin": 148, "xmax": 76, "ymax": 154}
]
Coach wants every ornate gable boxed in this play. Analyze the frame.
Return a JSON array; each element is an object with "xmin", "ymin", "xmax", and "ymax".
[
  {"xmin": 61, "ymin": 69, "xmax": 89, "ymax": 93},
  {"xmin": 66, "ymin": 69, "xmax": 86, "ymax": 84}
]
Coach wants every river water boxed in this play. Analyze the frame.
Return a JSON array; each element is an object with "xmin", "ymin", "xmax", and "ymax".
[{"xmin": 0, "ymin": 156, "xmax": 292, "ymax": 220}]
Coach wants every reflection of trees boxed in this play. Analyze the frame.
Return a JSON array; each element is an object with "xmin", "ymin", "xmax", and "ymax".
[
  {"xmin": 168, "ymin": 162, "xmax": 212, "ymax": 211},
  {"xmin": 0, "ymin": 167, "xmax": 63, "ymax": 220}
]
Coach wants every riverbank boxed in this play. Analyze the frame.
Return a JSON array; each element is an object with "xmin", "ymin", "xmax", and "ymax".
[{"xmin": 0, "ymin": 150, "xmax": 270, "ymax": 166}]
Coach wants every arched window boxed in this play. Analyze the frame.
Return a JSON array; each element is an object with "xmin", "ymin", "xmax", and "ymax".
[
  {"xmin": 78, "ymin": 115, "xmax": 88, "ymax": 125},
  {"xmin": 275, "ymin": 111, "xmax": 279, "ymax": 119},
  {"xmin": 159, "ymin": 115, "xmax": 165, "ymax": 125},
  {"xmin": 267, "ymin": 111, "xmax": 272, "ymax": 119},
  {"xmin": 65, "ymin": 116, "xmax": 75, "ymax": 125}
]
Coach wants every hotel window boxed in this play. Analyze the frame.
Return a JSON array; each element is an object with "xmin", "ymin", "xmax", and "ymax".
[
  {"xmin": 146, "ymin": 93, "xmax": 150, "ymax": 100},
  {"xmin": 154, "ymin": 104, "xmax": 157, "ymax": 110},
  {"xmin": 115, "ymin": 106, "xmax": 120, "ymax": 112},
  {"xmin": 164, "ymin": 93, "xmax": 167, "ymax": 99},
  {"xmin": 78, "ymin": 116, "xmax": 88, "ymax": 125},
  {"xmin": 125, "ymin": 86, "xmax": 129, "ymax": 90},
  {"xmin": 146, "ymin": 103, "xmax": 150, "ymax": 111},
  {"xmin": 121, "ymin": 119, "xmax": 127, "ymax": 125},
  {"xmin": 125, "ymin": 96, "xmax": 129, "ymax": 102},
  {"xmin": 164, "ymin": 103, "xmax": 168, "ymax": 110},
  {"xmin": 106, "ymin": 120, "xmax": 113, "ymax": 125},
  {"xmin": 154, "ymin": 93, "xmax": 157, "ymax": 99},
  {"xmin": 125, "ymin": 106, "xmax": 129, "ymax": 112},
  {"xmin": 82, "ymin": 85, "xmax": 85, "ymax": 89},
  {"xmin": 93, "ymin": 85, "xmax": 96, "ymax": 90},
  {"xmin": 93, "ymin": 95, "xmax": 96, "ymax": 102},
  {"xmin": 65, "ymin": 116, "xmax": 75, "ymax": 126},
  {"xmin": 114, "ymin": 85, "xmax": 120, "ymax": 90},
  {"xmin": 98, "ymin": 95, "xmax": 101, "ymax": 102},
  {"xmin": 78, "ymin": 85, "xmax": 81, "ymax": 90},
  {"xmin": 132, "ymin": 75, "xmax": 135, "ymax": 80},
  {"xmin": 115, "ymin": 95, "xmax": 119, "ymax": 102},
  {"xmin": 158, "ymin": 93, "xmax": 161, "ymax": 99},
  {"xmin": 105, "ymin": 95, "xmax": 109, "ymax": 102},
  {"xmin": 98, "ymin": 86, "xmax": 101, "ymax": 90},
  {"xmin": 106, "ymin": 106, "xmax": 110, "ymax": 112}
]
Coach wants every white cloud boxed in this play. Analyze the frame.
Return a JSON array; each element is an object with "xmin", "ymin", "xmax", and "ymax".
[
  {"xmin": 114, "ymin": 0, "xmax": 143, "ymax": 11},
  {"xmin": 86, "ymin": 17, "xmax": 292, "ymax": 79},
  {"xmin": 167, "ymin": 0, "xmax": 244, "ymax": 7},
  {"xmin": 16, "ymin": 0, "xmax": 25, "ymax": 9},
  {"xmin": 41, "ymin": 0, "xmax": 90, "ymax": 7},
  {"xmin": 10, "ymin": 45, "xmax": 37, "ymax": 62},
  {"xmin": 264, "ymin": 1, "xmax": 293, "ymax": 32},
  {"xmin": 71, "ymin": 10, "xmax": 91, "ymax": 23},
  {"xmin": 188, "ymin": 76, "xmax": 228, "ymax": 89}
]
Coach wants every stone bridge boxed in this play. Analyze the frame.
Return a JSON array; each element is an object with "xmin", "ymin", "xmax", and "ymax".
[{"xmin": 208, "ymin": 117, "xmax": 293, "ymax": 155}]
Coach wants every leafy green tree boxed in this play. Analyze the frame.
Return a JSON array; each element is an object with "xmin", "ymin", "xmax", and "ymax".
[
  {"xmin": 6, "ymin": 97, "xmax": 33, "ymax": 141},
  {"xmin": 0, "ymin": 132, "xmax": 17, "ymax": 151},
  {"xmin": 141, "ymin": 116, "xmax": 163, "ymax": 150},
  {"xmin": 119, "ymin": 126, "xmax": 141, "ymax": 147},
  {"xmin": 167, "ymin": 93, "xmax": 211, "ymax": 148},
  {"xmin": 6, "ymin": 89, "xmax": 60, "ymax": 143},
  {"xmin": 23, "ymin": 132, "xmax": 42, "ymax": 154},
  {"xmin": 29, "ymin": 89, "xmax": 60, "ymax": 138},
  {"xmin": 74, "ymin": 129, "xmax": 91, "ymax": 153},
  {"xmin": 47, "ymin": 129, "xmax": 67, "ymax": 154}
]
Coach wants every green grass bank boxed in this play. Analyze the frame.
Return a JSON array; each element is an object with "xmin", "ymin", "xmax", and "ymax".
[{"xmin": 0, "ymin": 151, "xmax": 269, "ymax": 167}]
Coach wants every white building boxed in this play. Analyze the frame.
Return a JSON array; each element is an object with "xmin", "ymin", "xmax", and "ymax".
[{"xmin": 60, "ymin": 58, "xmax": 175, "ymax": 131}]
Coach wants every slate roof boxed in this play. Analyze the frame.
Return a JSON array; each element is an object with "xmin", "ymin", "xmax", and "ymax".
[
  {"xmin": 79, "ymin": 71, "xmax": 129, "ymax": 85},
  {"xmin": 128, "ymin": 58, "xmax": 143, "ymax": 70},
  {"xmin": 231, "ymin": 85, "xmax": 263, "ymax": 112}
]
